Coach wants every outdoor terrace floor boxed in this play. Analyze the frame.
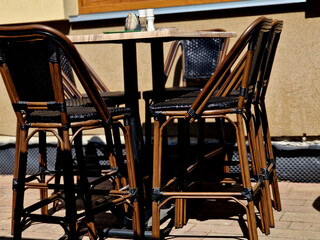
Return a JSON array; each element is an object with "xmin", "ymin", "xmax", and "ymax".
[{"xmin": 0, "ymin": 175, "xmax": 320, "ymax": 240}]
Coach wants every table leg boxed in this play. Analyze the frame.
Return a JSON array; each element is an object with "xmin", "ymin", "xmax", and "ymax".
[
  {"xmin": 122, "ymin": 41, "xmax": 144, "ymax": 160},
  {"xmin": 150, "ymin": 40, "xmax": 165, "ymax": 103},
  {"xmin": 122, "ymin": 41, "xmax": 145, "ymax": 238}
]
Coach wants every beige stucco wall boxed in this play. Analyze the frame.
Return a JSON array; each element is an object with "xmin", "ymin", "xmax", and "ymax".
[
  {"xmin": 0, "ymin": 0, "xmax": 77, "ymax": 24},
  {"xmin": 0, "ymin": 8, "xmax": 319, "ymax": 138}
]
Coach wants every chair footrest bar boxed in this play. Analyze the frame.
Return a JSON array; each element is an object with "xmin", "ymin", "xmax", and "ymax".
[
  {"xmin": 204, "ymin": 146, "xmax": 224, "ymax": 160},
  {"xmin": 25, "ymin": 213, "xmax": 67, "ymax": 224},
  {"xmin": 24, "ymin": 192, "xmax": 63, "ymax": 213},
  {"xmin": 162, "ymin": 191, "xmax": 243, "ymax": 197}
]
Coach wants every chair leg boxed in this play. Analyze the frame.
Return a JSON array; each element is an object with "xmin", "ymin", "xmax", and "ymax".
[
  {"xmin": 254, "ymin": 104, "xmax": 276, "ymax": 228},
  {"xmin": 123, "ymin": 122, "xmax": 142, "ymax": 239},
  {"xmin": 61, "ymin": 129, "xmax": 78, "ymax": 239},
  {"xmin": 112, "ymin": 125, "xmax": 128, "ymax": 187},
  {"xmin": 73, "ymin": 129, "xmax": 96, "ymax": 239},
  {"xmin": 197, "ymin": 118, "xmax": 205, "ymax": 162},
  {"xmin": 174, "ymin": 198, "xmax": 184, "ymax": 228},
  {"xmin": 214, "ymin": 118, "xmax": 227, "ymax": 173},
  {"xmin": 11, "ymin": 123, "xmax": 21, "ymax": 235},
  {"xmin": 105, "ymin": 126, "xmax": 131, "ymax": 216},
  {"xmin": 38, "ymin": 131, "xmax": 49, "ymax": 215},
  {"xmin": 53, "ymin": 136, "xmax": 63, "ymax": 212},
  {"xmin": 261, "ymin": 103, "xmax": 281, "ymax": 211},
  {"xmin": 13, "ymin": 127, "xmax": 28, "ymax": 240},
  {"xmin": 104, "ymin": 127, "xmax": 122, "ymax": 190},
  {"xmin": 144, "ymin": 98, "xmax": 153, "ymax": 162},
  {"xmin": 256, "ymin": 121, "xmax": 275, "ymax": 228},
  {"xmin": 175, "ymin": 118, "xmax": 189, "ymax": 228},
  {"xmin": 152, "ymin": 119, "xmax": 162, "ymax": 240},
  {"xmin": 236, "ymin": 115, "xmax": 258, "ymax": 240},
  {"xmin": 248, "ymin": 117, "xmax": 270, "ymax": 234}
]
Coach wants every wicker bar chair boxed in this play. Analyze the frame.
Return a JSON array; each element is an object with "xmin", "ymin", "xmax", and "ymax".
[
  {"xmin": 149, "ymin": 17, "xmax": 272, "ymax": 240},
  {"xmin": 10, "ymin": 52, "xmax": 126, "ymax": 227},
  {"xmin": 0, "ymin": 24, "xmax": 141, "ymax": 239}
]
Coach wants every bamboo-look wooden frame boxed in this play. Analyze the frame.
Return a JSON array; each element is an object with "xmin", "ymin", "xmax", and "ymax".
[
  {"xmin": 0, "ymin": 24, "xmax": 141, "ymax": 240},
  {"xmin": 253, "ymin": 19, "xmax": 284, "ymax": 215},
  {"xmin": 151, "ymin": 17, "xmax": 273, "ymax": 240}
]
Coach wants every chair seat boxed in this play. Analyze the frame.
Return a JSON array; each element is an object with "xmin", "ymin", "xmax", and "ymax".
[
  {"xmin": 143, "ymin": 87, "xmax": 199, "ymax": 100},
  {"xmin": 71, "ymin": 91, "xmax": 127, "ymax": 107},
  {"xmin": 150, "ymin": 93, "xmax": 238, "ymax": 113},
  {"xmin": 28, "ymin": 105, "xmax": 131, "ymax": 123},
  {"xmin": 176, "ymin": 89, "xmax": 240, "ymax": 98},
  {"xmin": 86, "ymin": 91, "xmax": 131, "ymax": 105},
  {"xmin": 70, "ymin": 91, "xmax": 140, "ymax": 107}
]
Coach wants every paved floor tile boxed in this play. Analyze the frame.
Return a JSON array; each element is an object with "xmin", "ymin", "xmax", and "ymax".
[
  {"xmin": 1, "ymin": 175, "xmax": 320, "ymax": 239},
  {"xmin": 289, "ymin": 221, "xmax": 320, "ymax": 231},
  {"xmin": 280, "ymin": 211, "xmax": 320, "ymax": 223}
]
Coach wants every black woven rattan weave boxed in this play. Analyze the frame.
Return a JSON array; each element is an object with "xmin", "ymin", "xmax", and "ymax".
[
  {"xmin": 28, "ymin": 105, "xmax": 131, "ymax": 123},
  {"xmin": 150, "ymin": 94, "xmax": 238, "ymax": 112},
  {"xmin": 182, "ymin": 38, "xmax": 224, "ymax": 80},
  {"xmin": 60, "ymin": 51, "xmax": 128, "ymax": 106},
  {"xmin": 3, "ymin": 40, "xmax": 55, "ymax": 101}
]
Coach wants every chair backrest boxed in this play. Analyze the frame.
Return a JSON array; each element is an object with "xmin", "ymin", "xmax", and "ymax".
[
  {"xmin": 164, "ymin": 29, "xmax": 229, "ymax": 87},
  {"xmin": 186, "ymin": 17, "xmax": 272, "ymax": 120},
  {"xmin": 258, "ymin": 20, "xmax": 283, "ymax": 102},
  {"xmin": 0, "ymin": 24, "xmax": 111, "ymax": 126},
  {"xmin": 60, "ymin": 52, "xmax": 110, "ymax": 99}
]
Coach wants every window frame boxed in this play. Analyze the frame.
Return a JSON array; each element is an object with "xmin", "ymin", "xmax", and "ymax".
[{"xmin": 78, "ymin": 0, "xmax": 241, "ymax": 15}]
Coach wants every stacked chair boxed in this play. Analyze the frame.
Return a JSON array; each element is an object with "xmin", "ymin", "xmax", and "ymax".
[
  {"xmin": 149, "ymin": 17, "xmax": 282, "ymax": 240},
  {"xmin": 253, "ymin": 19, "xmax": 283, "ymax": 217},
  {"xmin": 0, "ymin": 24, "xmax": 141, "ymax": 239}
]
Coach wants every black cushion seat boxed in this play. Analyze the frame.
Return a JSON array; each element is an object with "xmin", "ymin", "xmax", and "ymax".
[
  {"xmin": 68, "ymin": 91, "xmax": 132, "ymax": 108},
  {"xmin": 84, "ymin": 91, "xmax": 141, "ymax": 106},
  {"xmin": 175, "ymin": 89, "xmax": 241, "ymax": 98},
  {"xmin": 150, "ymin": 93, "xmax": 238, "ymax": 113},
  {"xmin": 28, "ymin": 105, "xmax": 131, "ymax": 123},
  {"xmin": 142, "ymin": 86, "xmax": 199, "ymax": 100}
]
